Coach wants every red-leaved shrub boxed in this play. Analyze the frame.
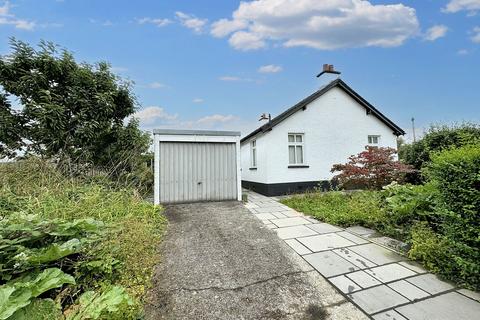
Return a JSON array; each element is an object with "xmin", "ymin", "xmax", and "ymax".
[{"xmin": 331, "ymin": 146, "xmax": 415, "ymax": 190}]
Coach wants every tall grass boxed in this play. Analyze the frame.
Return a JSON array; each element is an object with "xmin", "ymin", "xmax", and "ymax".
[{"xmin": 0, "ymin": 159, "xmax": 167, "ymax": 317}]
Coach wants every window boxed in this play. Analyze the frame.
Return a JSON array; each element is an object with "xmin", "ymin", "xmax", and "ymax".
[
  {"xmin": 250, "ymin": 140, "xmax": 257, "ymax": 168},
  {"xmin": 288, "ymin": 133, "xmax": 304, "ymax": 164},
  {"xmin": 368, "ymin": 135, "xmax": 380, "ymax": 145}
]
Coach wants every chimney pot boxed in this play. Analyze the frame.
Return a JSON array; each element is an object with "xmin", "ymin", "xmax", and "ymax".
[{"xmin": 323, "ymin": 64, "xmax": 329, "ymax": 71}]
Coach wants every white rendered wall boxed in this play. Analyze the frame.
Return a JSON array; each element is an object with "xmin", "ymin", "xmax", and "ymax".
[
  {"xmin": 241, "ymin": 87, "xmax": 399, "ymax": 184},
  {"xmin": 240, "ymin": 132, "xmax": 268, "ymax": 183}
]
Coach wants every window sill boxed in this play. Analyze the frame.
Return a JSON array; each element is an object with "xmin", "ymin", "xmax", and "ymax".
[
  {"xmin": 249, "ymin": 167, "xmax": 257, "ymax": 170},
  {"xmin": 288, "ymin": 165, "xmax": 309, "ymax": 168}
]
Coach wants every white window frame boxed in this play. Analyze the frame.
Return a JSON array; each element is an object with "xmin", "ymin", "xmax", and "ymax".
[
  {"xmin": 368, "ymin": 135, "xmax": 380, "ymax": 145},
  {"xmin": 288, "ymin": 133, "xmax": 305, "ymax": 165},
  {"xmin": 250, "ymin": 139, "xmax": 257, "ymax": 168}
]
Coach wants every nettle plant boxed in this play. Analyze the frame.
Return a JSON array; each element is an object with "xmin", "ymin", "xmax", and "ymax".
[{"xmin": 331, "ymin": 146, "xmax": 415, "ymax": 190}]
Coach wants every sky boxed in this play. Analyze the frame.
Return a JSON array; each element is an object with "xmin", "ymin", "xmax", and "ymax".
[{"xmin": 0, "ymin": 0, "xmax": 479, "ymax": 141}]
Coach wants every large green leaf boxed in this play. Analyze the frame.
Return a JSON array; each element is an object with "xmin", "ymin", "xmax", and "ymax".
[
  {"xmin": 0, "ymin": 268, "xmax": 75, "ymax": 320},
  {"xmin": 15, "ymin": 239, "xmax": 82, "ymax": 266},
  {"xmin": 9, "ymin": 298, "xmax": 62, "ymax": 320},
  {"xmin": 65, "ymin": 286, "xmax": 133, "ymax": 320}
]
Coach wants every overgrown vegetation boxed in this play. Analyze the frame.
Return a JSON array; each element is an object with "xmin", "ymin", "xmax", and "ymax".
[
  {"xmin": 0, "ymin": 160, "xmax": 167, "ymax": 319},
  {"xmin": 283, "ymin": 125, "xmax": 480, "ymax": 290}
]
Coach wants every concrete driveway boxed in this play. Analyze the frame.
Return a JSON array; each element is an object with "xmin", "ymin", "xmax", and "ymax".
[{"xmin": 145, "ymin": 201, "xmax": 367, "ymax": 320}]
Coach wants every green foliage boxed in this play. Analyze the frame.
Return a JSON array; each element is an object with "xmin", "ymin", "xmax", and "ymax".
[
  {"xmin": 0, "ymin": 160, "xmax": 167, "ymax": 318},
  {"xmin": 399, "ymin": 123, "xmax": 480, "ymax": 182},
  {"xmin": 381, "ymin": 183, "xmax": 439, "ymax": 239},
  {"xmin": 0, "ymin": 268, "xmax": 75, "ymax": 319},
  {"xmin": 65, "ymin": 286, "xmax": 133, "ymax": 320},
  {"xmin": 9, "ymin": 299, "xmax": 62, "ymax": 320},
  {"xmin": 0, "ymin": 39, "xmax": 151, "ymax": 188},
  {"xmin": 409, "ymin": 224, "xmax": 480, "ymax": 290},
  {"xmin": 281, "ymin": 191, "xmax": 386, "ymax": 228}
]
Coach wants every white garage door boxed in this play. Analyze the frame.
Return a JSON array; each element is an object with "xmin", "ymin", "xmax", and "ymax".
[{"xmin": 158, "ymin": 142, "xmax": 238, "ymax": 203}]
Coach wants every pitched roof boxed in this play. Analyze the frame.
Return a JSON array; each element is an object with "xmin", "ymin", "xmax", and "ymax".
[{"xmin": 241, "ymin": 78, "xmax": 405, "ymax": 143}]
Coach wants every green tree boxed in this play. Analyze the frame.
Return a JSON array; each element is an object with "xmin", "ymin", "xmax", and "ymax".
[
  {"xmin": 399, "ymin": 123, "xmax": 480, "ymax": 183},
  {"xmin": 0, "ymin": 39, "xmax": 149, "ymax": 173}
]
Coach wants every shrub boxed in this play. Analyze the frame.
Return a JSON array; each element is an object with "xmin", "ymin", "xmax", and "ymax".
[
  {"xmin": 331, "ymin": 146, "xmax": 414, "ymax": 190},
  {"xmin": 381, "ymin": 183, "xmax": 439, "ymax": 239},
  {"xmin": 399, "ymin": 123, "xmax": 480, "ymax": 182},
  {"xmin": 409, "ymin": 224, "xmax": 480, "ymax": 290}
]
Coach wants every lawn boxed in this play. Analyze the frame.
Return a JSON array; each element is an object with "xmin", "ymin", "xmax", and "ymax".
[{"xmin": 0, "ymin": 159, "xmax": 167, "ymax": 319}]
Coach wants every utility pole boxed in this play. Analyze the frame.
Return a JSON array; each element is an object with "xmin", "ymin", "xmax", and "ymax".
[{"xmin": 411, "ymin": 117, "xmax": 416, "ymax": 143}]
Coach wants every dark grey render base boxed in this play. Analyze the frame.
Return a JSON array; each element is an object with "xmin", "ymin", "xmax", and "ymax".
[{"xmin": 242, "ymin": 180, "xmax": 332, "ymax": 196}]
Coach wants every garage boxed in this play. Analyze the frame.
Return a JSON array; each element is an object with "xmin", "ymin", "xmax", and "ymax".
[{"xmin": 153, "ymin": 129, "xmax": 241, "ymax": 204}]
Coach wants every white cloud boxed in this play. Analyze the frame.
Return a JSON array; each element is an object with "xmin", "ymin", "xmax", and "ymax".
[
  {"xmin": 137, "ymin": 17, "xmax": 172, "ymax": 27},
  {"xmin": 471, "ymin": 26, "xmax": 480, "ymax": 43},
  {"xmin": 211, "ymin": 18, "xmax": 247, "ymax": 37},
  {"xmin": 175, "ymin": 11, "xmax": 207, "ymax": 34},
  {"xmin": 211, "ymin": 0, "xmax": 419, "ymax": 51},
  {"xmin": 148, "ymin": 82, "xmax": 166, "ymax": 89},
  {"xmin": 219, "ymin": 76, "xmax": 241, "ymax": 81},
  {"xmin": 229, "ymin": 31, "xmax": 266, "ymax": 50},
  {"xmin": 423, "ymin": 25, "xmax": 448, "ymax": 41},
  {"xmin": 196, "ymin": 114, "xmax": 236, "ymax": 125},
  {"xmin": 443, "ymin": 0, "xmax": 480, "ymax": 14},
  {"xmin": 192, "ymin": 98, "xmax": 204, "ymax": 103},
  {"xmin": 0, "ymin": 2, "xmax": 35, "ymax": 30},
  {"xmin": 258, "ymin": 64, "xmax": 283, "ymax": 73},
  {"xmin": 218, "ymin": 76, "xmax": 254, "ymax": 82},
  {"xmin": 132, "ymin": 106, "xmax": 178, "ymax": 124},
  {"xmin": 457, "ymin": 48, "xmax": 469, "ymax": 55}
]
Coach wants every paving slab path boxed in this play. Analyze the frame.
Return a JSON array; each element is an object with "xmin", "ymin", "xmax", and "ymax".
[
  {"xmin": 244, "ymin": 190, "xmax": 480, "ymax": 320},
  {"xmin": 145, "ymin": 201, "xmax": 368, "ymax": 320}
]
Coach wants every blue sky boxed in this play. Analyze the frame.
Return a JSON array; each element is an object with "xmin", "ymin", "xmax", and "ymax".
[{"xmin": 1, "ymin": 0, "xmax": 479, "ymax": 140}]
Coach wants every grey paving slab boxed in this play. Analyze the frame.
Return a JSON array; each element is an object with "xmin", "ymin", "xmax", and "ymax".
[
  {"xmin": 349, "ymin": 285, "xmax": 409, "ymax": 314},
  {"xmin": 284, "ymin": 239, "xmax": 312, "ymax": 255},
  {"xmin": 372, "ymin": 310, "xmax": 407, "ymax": 320},
  {"xmin": 255, "ymin": 206, "xmax": 285, "ymax": 213},
  {"xmin": 279, "ymin": 210, "xmax": 302, "ymax": 217},
  {"xmin": 270, "ymin": 216, "xmax": 312, "ymax": 228},
  {"xmin": 346, "ymin": 225, "xmax": 376, "ymax": 236},
  {"xmin": 270, "ymin": 211, "xmax": 288, "ymax": 219},
  {"xmin": 304, "ymin": 251, "xmax": 359, "ymax": 278},
  {"xmin": 307, "ymin": 223, "xmax": 343, "ymax": 234},
  {"xmin": 275, "ymin": 225, "xmax": 318, "ymax": 240},
  {"xmin": 365, "ymin": 264, "xmax": 417, "ymax": 283},
  {"xmin": 406, "ymin": 274, "xmax": 454, "ymax": 295},
  {"xmin": 396, "ymin": 292, "xmax": 480, "ymax": 320},
  {"xmin": 398, "ymin": 261, "xmax": 427, "ymax": 274},
  {"xmin": 346, "ymin": 270, "xmax": 382, "ymax": 289},
  {"xmin": 337, "ymin": 231, "xmax": 369, "ymax": 244},
  {"xmin": 388, "ymin": 280, "xmax": 429, "ymax": 301},
  {"xmin": 457, "ymin": 288, "xmax": 480, "ymax": 302},
  {"xmin": 330, "ymin": 275, "xmax": 362, "ymax": 294},
  {"xmin": 254, "ymin": 213, "xmax": 276, "ymax": 220},
  {"xmin": 265, "ymin": 224, "xmax": 277, "ymax": 229},
  {"xmin": 349, "ymin": 243, "xmax": 404, "ymax": 265},
  {"xmin": 333, "ymin": 247, "xmax": 377, "ymax": 269},
  {"xmin": 260, "ymin": 219, "xmax": 271, "ymax": 225},
  {"xmin": 298, "ymin": 233, "xmax": 355, "ymax": 252}
]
